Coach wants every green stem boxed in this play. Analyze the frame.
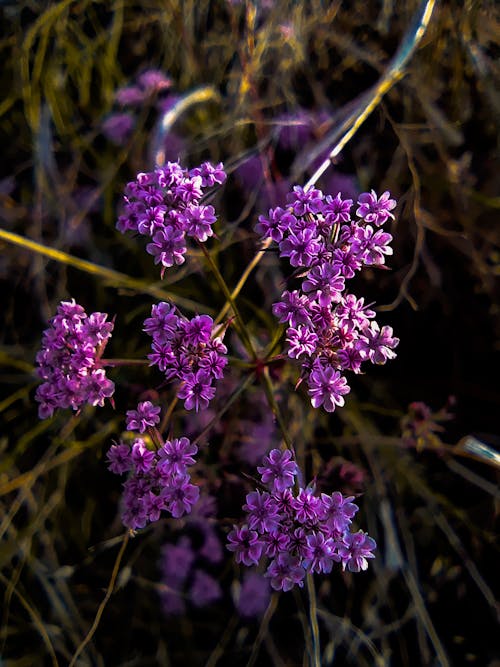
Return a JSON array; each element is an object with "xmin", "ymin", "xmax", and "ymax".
[
  {"xmin": 307, "ymin": 573, "xmax": 321, "ymax": 667},
  {"xmin": 198, "ymin": 241, "xmax": 257, "ymax": 361},
  {"xmin": 100, "ymin": 358, "xmax": 149, "ymax": 367}
]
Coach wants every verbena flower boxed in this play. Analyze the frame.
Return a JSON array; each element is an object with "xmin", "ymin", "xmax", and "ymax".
[
  {"xmin": 255, "ymin": 186, "xmax": 399, "ymax": 414},
  {"xmin": 126, "ymin": 400, "xmax": 161, "ymax": 433},
  {"xmin": 35, "ymin": 299, "xmax": 115, "ymax": 419},
  {"xmin": 107, "ymin": 432, "xmax": 199, "ymax": 529},
  {"xmin": 144, "ymin": 302, "xmax": 227, "ymax": 411},
  {"xmin": 117, "ymin": 160, "xmax": 226, "ymax": 276},
  {"xmin": 226, "ymin": 449, "xmax": 376, "ymax": 591}
]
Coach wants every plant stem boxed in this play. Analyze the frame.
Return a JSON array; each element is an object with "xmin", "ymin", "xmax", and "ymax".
[{"xmin": 307, "ymin": 573, "xmax": 321, "ymax": 667}]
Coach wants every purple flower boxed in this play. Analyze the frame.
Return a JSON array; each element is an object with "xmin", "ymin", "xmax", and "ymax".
[
  {"xmin": 236, "ymin": 572, "xmax": 271, "ymax": 618},
  {"xmin": 319, "ymin": 491, "xmax": 358, "ymax": 533},
  {"xmin": 227, "ymin": 525, "xmax": 264, "ymax": 566},
  {"xmin": 177, "ymin": 370, "xmax": 216, "ymax": 412},
  {"xmin": 302, "ymin": 263, "xmax": 345, "ymax": 306},
  {"xmin": 243, "ymin": 491, "xmax": 281, "ymax": 534},
  {"xmin": 324, "ymin": 192, "xmax": 353, "ymax": 224},
  {"xmin": 182, "ymin": 314, "xmax": 213, "ymax": 346},
  {"xmin": 131, "ymin": 438, "xmax": 156, "ymax": 473},
  {"xmin": 161, "ymin": 537, "xmax": 195, "ymax": 584},
  {"xmin": 266, "ymin": 553, "xmax": 305, "ymax": 591},
  {"xmin": 163, "ymin": 475, "xmax": 200, "ymax": 518},
  {"xmin": 337, "ymin": 531, "xmax": 377, "ymax": 572},
  {"xmin": 143, "ymin": 301, "xmax": 179, "ymax": 343},
  {"xmin": 302, "ymin": 531, "xmax": 337, "ymax": 574},
  {"xmin": 291, "ymin": 487, "xmax": 322, "ymax": 524},
  {"xmin": 287, "ymin": 185, "xmax": 324, "ymax": 216},
  {"xmin": 106, "ymin": 443, "xmax": 132, "ymax": 474},
  {"xmin": 255, "ymin": 206, "xmax": 294, "ymax": 243},
  {"xmin": 189, "ymin": 570, "xmax": 222, "ymax": 608},
  {"xmin": 286, "ymin": 325, "xmax": 318, "ymax": 359},
  {"xmin": 272, "ymin": 290, "xmax": 311, "ymax": 327},
  {"xmin": 356, "ymin": 322, "xmax": 399, "ymax": 364},
  {"xmin": 158, "ymin": 437, "xmax": 198, "ymax": 475},
  {"xmin": 257, "ymin": 449, "xmax": 298, "ymax": 492},
  {"xmin": 307, "ymin": 362, "xmax": 350, "ymax": 412},
  {"xmin": 279, "ymin": 228, "xmax": 323, "ymax": 267},
  {"xmin": 102, "ymin": 113, "xmax": 134, "ymax": 143},
  {"xmin": 146, "ymin": 226, "xmax": 187, "ymax": 269},
  {"xmin": 350, "ymin": 224, "xmax": 393, "ymax": 265},
  {"xmin": 126, "ymin": 401, "xmax": 161, "ymax": 433},
  {"xmin": 35, "ymin": 300, "xmax": 115, "ymax": 419},
  {"xmin": 356, "ymin": 190, "xmax": 396, "ymax": 226}
]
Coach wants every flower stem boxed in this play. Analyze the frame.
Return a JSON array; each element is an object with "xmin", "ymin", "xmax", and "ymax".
[{"xmin": 307, "ymin": 573, "xmax": 321, "ymax": 667}]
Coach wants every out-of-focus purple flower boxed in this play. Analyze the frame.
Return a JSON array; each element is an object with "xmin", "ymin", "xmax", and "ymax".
[
  {"xmin": 189, "ymin": 570, "xmax": 222, "ymax": 608},
  {"xmin": 115, "ymin": 86, "xmax": 145, "ymax": 106},
  {"xmin": 161, "ymin": 537, "xmax": 196, "ymax": 584},
  {"xmin": 102, "ymin": 113, "xmax": 134, "ymax": 143},
  {"xmin": 236, "ymin": 572, "xmax": 271, "ymax": 618},
  {"xmin": 138, "ymin": 68, "xmax": 172, "ymax": 93}
]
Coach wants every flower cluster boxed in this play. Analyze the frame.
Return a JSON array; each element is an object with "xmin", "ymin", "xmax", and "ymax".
[
  {"xmin": 227, "ymin": 449, "xmax": 376, "ymax": 591},
  {"xmin": 144, "ymin": 302, "xmax": 227, "ymax": 411},
  {"xmin": 117, "ymin": 160, "xmax": 226, "ymax": 275},
  {"xmin": 107, "ymin": 428, "xmax": 199, "ymax": 529},
  {"xmin": 256, "ymin": 186, "xmax": 399, "ymax": 412},
  {"xmin": 35, "ymin": 299, "xmax": 114, "ymax": 419},
  {"xmin": 159, "ymin": 497, "xmax": 224, "ymax": 615}
]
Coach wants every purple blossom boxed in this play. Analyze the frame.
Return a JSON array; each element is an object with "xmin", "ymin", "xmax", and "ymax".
[
  {"xmin": 158, "ymin": 437, "xmax": 198, "ymax": 475},
  {"xmin": 177, "ymin": 370, "xmax": 216, "ymax": 412},
  {"xmin": 163, "ymin": 475, "xmax": 200, "ymax": 518},
  {"xmin": 307, "ymin": 362, "xmax": 350, "ymax": 412},
  {"xmin": 272, "ymin": 290, "xmax": 311, "ymax": 327},
  {"xmin": 102, "ymin": 113, "xmax": 134, "ymax": 143},
  {"xmin": 356, "ymin": 322, "xmax": 399, "ymax": 364},
  {"xmin": 319, "ymin": 491, "xmax": 358, "ymax": 533},
  {"xmin": 279, "ymin": 228, "xmax": 323, "ymax": 267},
  {"xmin": 146, "ymin": 226, "xmax": 187, "ymax": 269},
  {"xmin": 356, "ymin": 190, "xmax": 396, "ymax": 226},
  {"xmin": 236, "ymin": 572, "xmax": 271, "ymax": 618},
  {"xmin": 302, "ymin": 531, "xmax": 337, "ymax": 574},
  {"xmin": 131, "ymin": 438, "xmax": 156, "ymax": 473},
  {"xmin": 161, "ymin": 537, "xmax": 195, "ymax": 584},
  {"xmin": 106, "ymin": 443, "xmax": 132, "ymax": 474},
  {"xmin": 292, "ymin": 487, "xmax": 322, "ymax": 524},
  {"xmin": 323, "ymin": 192, "xmax": 353, "ymax": 224},
  {"xmin": 190, "ymin": 570, "xmax": 222, "ymax": 608},
  {"xmin": 257, "ymin": 449, "xmax": 298, "ymax": 492},
  {"xmin": 35, "ymin": 300, "xmax": 115, "ymax": 419},
  {"xmin": 338, "ymin": 531, "xmax": 377, "ymax": 572},
  {"xmin": 227, "ymin": 525, "xmax": 264, "ymax": 566},
  {"xmin": 243, "ymin": 491, "xmax": 281, "ymax": 534},
  {"xmin": 126, "ymin": 401, "xmax": 161, "ymax": 433},
  {"xmin": 286, "ymin": 325, "xmax": 318, "ymax": 359},
  {"xmin": 266, "ymin": 553, "xmax": 305, "ymax": 591}
]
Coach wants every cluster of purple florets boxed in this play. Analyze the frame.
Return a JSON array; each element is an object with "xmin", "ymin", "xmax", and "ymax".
[
  {"xmin": 227, "ymin": 449, "xmax": 376, "ymax": 592},
  {"xmin": 117, "ymin": 160, "xmax": 226, "ymax": 275},
  {"xmin": 35, "ymin": 299, "xmax": 115, "ymax": 419},
  {"xmin": 144, "ymin": 301, "xmax": 227, "ymax": 412},
  {"xmin": 256, "ymin": 187, "xmax": 399, "ymax": 412},
  {"xmin": 107, "ymin": 413, "xmax": 200, "ymax": 529}
]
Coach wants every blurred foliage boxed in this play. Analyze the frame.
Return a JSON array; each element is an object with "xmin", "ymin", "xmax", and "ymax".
[{"xmin": 0, "ymin": 0, "xmax": 499, "ymax": 665}]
